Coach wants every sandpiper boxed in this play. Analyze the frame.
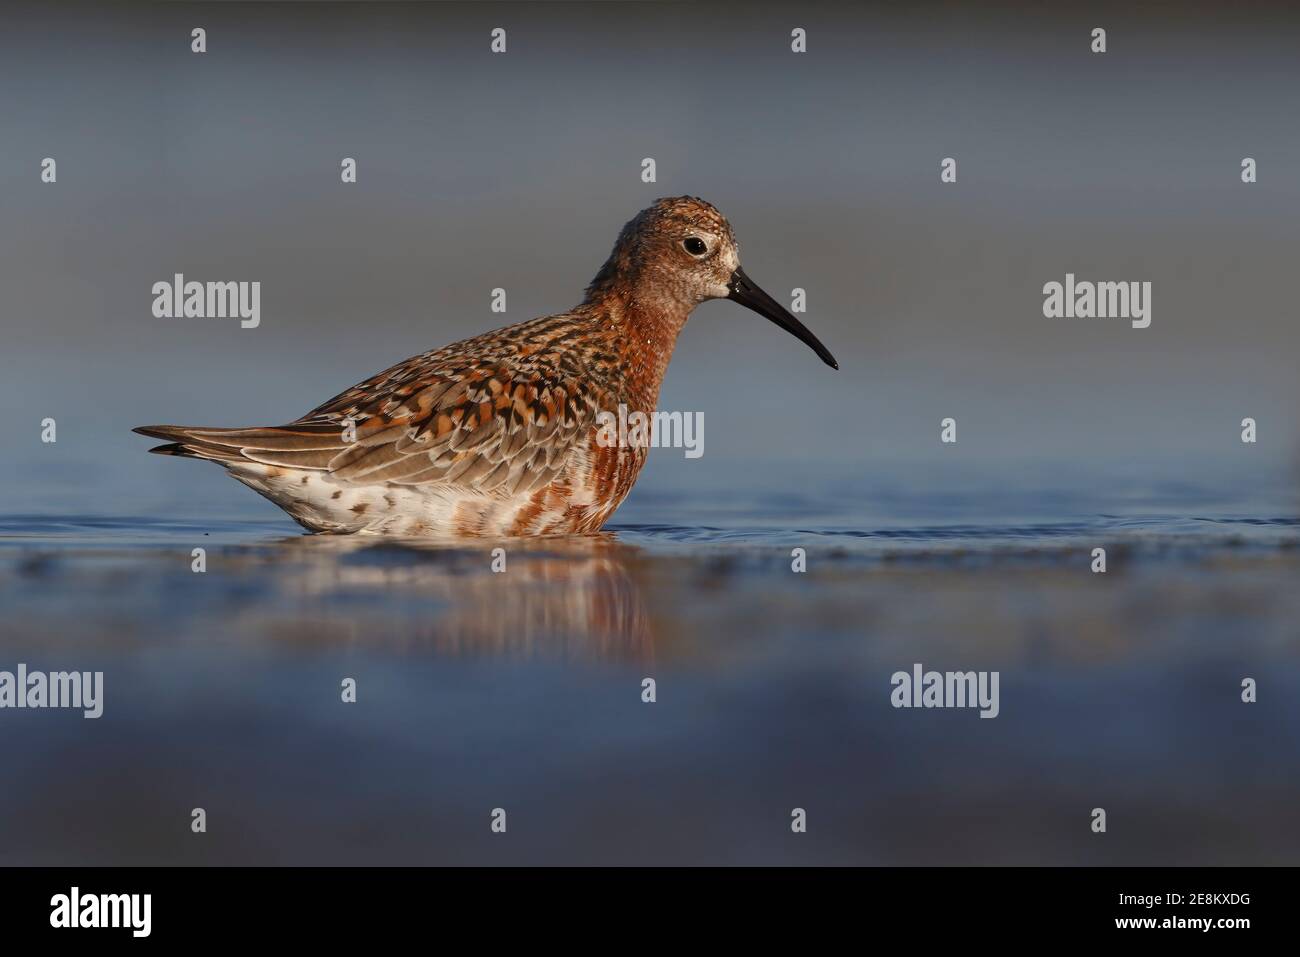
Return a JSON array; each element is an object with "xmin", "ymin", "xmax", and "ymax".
[{"xmin": 136, "ymin": 197, "xmax": 838, "ymax": 536}]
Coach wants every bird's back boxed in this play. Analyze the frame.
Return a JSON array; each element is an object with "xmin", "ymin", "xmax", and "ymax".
[{"xmin": 135, "ymin": 306, "xmax": 649, "ymax": 536}]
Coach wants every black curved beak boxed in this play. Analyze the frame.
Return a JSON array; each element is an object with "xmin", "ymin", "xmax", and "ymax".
[{"xmin": 726, "ymin": 267, "xmax": 838, "ymax": 370}]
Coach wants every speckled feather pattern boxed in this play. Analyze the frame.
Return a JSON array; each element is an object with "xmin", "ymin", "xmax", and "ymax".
[{"xmin": 136, "ymin": 198, "xmax": 774, "ymax": 536}]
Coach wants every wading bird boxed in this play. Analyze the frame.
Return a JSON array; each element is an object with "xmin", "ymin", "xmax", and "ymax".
[{"xmin": 136, "ymin": 197, "xmax": 837, "ymax": 536}]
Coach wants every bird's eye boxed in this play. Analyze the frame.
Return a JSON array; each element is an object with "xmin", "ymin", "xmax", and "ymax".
[{"xmin": 682, "ymin": 237, "xmax": 708, "ymax": 256}]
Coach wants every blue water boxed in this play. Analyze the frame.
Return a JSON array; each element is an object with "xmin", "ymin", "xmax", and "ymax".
[{"xmin": 1, "ymin": 465, "xmax": 1297, "ymax": 864}]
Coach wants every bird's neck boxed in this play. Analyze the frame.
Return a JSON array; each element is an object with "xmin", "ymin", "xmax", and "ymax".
[{"xmin": 582, "ymin": 284, "xmax": 694, "ymax": 410}]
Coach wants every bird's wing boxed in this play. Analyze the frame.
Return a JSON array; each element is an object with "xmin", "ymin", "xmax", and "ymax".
[{"xmin": 138, "ymin": 349, "xmax": 609, "ymax": 497}]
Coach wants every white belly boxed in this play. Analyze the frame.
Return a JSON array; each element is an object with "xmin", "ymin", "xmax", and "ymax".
[{"xmin": 224, "ymin": 459, "xmax": 608, "ymax": 537}]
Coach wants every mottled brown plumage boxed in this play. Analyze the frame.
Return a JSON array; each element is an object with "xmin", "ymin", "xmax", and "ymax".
[{"xmin": 136, "ymin": 197, "xmax": 837, "ymax": 536}]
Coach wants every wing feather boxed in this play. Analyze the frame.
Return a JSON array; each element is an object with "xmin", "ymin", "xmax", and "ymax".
[{"xmin": 137, "ymin": 312, "xmax": 610, "ymax": 496}]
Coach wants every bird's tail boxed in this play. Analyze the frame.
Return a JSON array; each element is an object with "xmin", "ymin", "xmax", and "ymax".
[
  {"xmin": 132, "ymin": 423, "xmax": 347, "ymax": 468},
  {"xmin": 132, "ymin": 425, "xmax": 250, "ymax": 462}
]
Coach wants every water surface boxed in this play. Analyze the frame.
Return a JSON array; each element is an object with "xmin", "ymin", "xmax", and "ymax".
[{"xmin": 1, "ymin": 467, "xmax": 1296, "ymax": 865}]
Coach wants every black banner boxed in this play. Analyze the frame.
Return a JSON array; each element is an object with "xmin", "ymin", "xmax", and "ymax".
[{"xmin": 0, "ymin": 867, "xmax": 1277, "ymax": 943}]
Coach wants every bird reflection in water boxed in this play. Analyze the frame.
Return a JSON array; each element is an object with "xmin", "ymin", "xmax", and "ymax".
[{"xmin": 236, "ymin": 532, "xmax": 654, "ymax": 661}]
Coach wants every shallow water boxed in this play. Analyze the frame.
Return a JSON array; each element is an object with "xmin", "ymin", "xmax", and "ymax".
[{"xmin": 1, "ymin": 468, "xmax": 1297, "ymax": 865}]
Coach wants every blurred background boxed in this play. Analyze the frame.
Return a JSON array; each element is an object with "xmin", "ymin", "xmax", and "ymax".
[
  {"xmin": 0, "ymin": 1, "xmax": 1297, "ymax": 866},
  {"xmin": 2, "ymin": 0, "xmax": 1298, "ymax": 513}
]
